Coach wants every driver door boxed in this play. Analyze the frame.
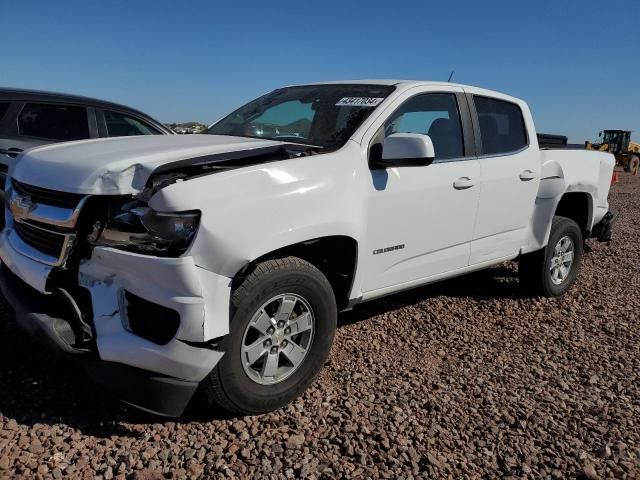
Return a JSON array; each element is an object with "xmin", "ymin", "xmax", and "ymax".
[{"xmin": 361, "ymin": 89, "xmax": 481, "ymax": 295}]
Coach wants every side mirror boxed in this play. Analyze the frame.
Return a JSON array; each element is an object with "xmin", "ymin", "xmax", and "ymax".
[{"xmin": 371, "ymin": 133, "xmax": 435, "ymax": 168}]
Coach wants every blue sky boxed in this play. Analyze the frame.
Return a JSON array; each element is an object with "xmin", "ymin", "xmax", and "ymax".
[{"xmin": 1, "ymin": 0, "xmax": 638, "ymax": 142}]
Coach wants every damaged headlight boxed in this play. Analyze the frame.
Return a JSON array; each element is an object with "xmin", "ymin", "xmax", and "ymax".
[{"xmin": 90, "ymin": 201, "xmax": 200, "ymax": 256}]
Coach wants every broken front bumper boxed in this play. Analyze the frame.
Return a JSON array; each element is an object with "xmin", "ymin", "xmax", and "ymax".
[{"xmin": 0, "ymin": 229, "xmax": 233, "ymax": 416}]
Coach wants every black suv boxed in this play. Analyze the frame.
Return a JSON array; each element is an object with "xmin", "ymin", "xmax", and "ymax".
[{"xmin": 0, "ymin": 88, "xmax": 172, "ymax": 193}]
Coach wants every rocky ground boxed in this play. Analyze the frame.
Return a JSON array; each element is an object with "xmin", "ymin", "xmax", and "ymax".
[{"xmin": 0, "ymin": 171, "xmax": 638, "ymax": 480}]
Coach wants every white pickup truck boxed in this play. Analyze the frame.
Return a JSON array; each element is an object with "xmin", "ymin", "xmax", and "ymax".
[{"xmin": 0, "ymin": 81, "xmax": 615, "ymax": 416}]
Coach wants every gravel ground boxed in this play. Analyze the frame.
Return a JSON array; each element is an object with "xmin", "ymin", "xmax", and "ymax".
[{"xmin": 0, "ymin": 171, "xmax": 639, "ymax": 480}]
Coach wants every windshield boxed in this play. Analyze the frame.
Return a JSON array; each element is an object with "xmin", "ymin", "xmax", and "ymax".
[{"xmin": 204, "ymin": 84, "xmax": 395, "ymax": 150}]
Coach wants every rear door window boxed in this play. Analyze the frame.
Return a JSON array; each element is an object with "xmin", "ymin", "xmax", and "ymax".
[
  {"xmin": 18, "ymin": 103, "xmax": 90, "ymax": 141},
  {"xmin": 104, "ymin": 110, "xmax": 162, "ymax": 136},
  {"xmin": 474, "ymin": 96, "xmax": 527, "ymax": 155}
]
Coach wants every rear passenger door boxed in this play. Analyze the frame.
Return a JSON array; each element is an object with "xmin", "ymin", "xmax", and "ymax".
[
  {"xmin": 467, "ymin": 93, "xmax": 540, "ymax": 264},
  {"xmin": 0, "ymin": 101, "xmax": 16, "ymax": 156},
  {"xmin": 0, "ymin": 101, "xmax": 17, "ymax": 185}
]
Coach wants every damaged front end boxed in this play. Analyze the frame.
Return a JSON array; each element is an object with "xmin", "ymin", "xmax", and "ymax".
[
  {"xmin": 0, "ymin": 140, "xmax": 320, "ymax": 415},
  {"xmin": 0, "ymin": 175, "xmax": 231, "ymax": 416}
]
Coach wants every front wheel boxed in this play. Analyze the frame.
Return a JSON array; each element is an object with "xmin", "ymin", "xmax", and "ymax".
[
  {"xmin": 519, "ymin": 216, "xmax": 584, "ymax": 297},
  {"xmin": 202, "ymin": 256, "xmax": 337, "ymax": 415},
  {"xmin": 626, "ymin": 155, "xmax": 639, "ymax": 173}
]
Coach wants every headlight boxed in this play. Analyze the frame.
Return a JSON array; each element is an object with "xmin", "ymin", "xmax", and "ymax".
[{"xmin": 91, "ymin": 201, "xmax": 200, "ymax": 256}]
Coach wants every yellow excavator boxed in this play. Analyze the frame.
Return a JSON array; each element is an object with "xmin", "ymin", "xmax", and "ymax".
[{"xmin": 586, "ymin": 130, "xmax": 640, "ymax": 172}]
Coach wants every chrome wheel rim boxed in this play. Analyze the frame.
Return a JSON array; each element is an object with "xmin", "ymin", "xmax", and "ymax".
[
  {"xmin": 241, "ymin": 294, "xmax": 315, "ymax": 385},
  {"xmin": 550, "ymin": 235, "xmax": 575, "ymax": 285}
]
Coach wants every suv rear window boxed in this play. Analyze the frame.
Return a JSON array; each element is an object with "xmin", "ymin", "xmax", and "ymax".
[
  {"xmin": 18, "ymin": 103, "xmax": 89, "ymax": 141},
  {"xmin": 474, "ymin": 96, "xmax": 527, "ymax": 155},
  {"xmin": 0, "ymin": 102, "xmax": 10, "ymax": 122},
  {"xmin": 104, "ymin": 110, "xmax": 162, "ymax": 136}
]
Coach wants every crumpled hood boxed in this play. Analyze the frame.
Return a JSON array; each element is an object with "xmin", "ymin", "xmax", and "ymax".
[{"xmin": 10, "ymin": 135, "xmax": 285, "ymax": 195}]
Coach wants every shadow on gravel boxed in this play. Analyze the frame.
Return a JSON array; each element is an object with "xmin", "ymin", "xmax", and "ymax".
[
  {"xmin": 338, "ymin": 263, "xmax": 522, "ymax": 328},
  {"xmin": 0, "ymin": 298, "xmax": 234, "ymax": 436},
  {"xmin": 0, "ymin": 263, "xmax": 521, "ymax": 431}
]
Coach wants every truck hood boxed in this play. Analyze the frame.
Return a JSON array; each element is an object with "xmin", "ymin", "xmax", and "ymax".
[{"xmin": 10, "ymin": 135, "xmax": 287, "ymax": 195}]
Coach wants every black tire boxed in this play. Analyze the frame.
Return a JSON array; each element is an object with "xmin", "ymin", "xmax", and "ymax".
[
  {"xmin": 626, "ymin": 155, "xmax": 639, "ymax": 173},
  {"xmin": 519, "ymin": 216, "xmax": 584, "ymax": 297},
  {"xmin": 202, "ymin": 256, "xmax": 337, "ymax": 415}
]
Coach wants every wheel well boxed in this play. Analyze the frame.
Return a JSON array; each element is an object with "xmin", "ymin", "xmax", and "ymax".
[
  {"xmin": 555, "ymin": 192, "xmax": 591, "ymax": 235},
  {"xmin": 234, "ymin": 236, "xmax": 358, "ymax": 311}
]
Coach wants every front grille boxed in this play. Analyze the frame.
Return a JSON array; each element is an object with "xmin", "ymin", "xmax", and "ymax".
[
  {"xmin": 12, "ymin": 179, "xmax": 84, "ymax": 209},
  {"xmin": 14, "ymin": 221, "xmax": 68, "ymax": 258}
]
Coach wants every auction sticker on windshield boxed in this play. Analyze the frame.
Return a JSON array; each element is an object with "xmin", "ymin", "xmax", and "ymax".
[{"xmin": 335, "ymin": 97, "xmax": 385, "ymax": 107}]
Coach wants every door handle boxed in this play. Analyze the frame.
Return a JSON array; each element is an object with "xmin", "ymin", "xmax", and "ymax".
[
  {"xmin": 519, "ymin": 169, "xmax": 537, "ymax": 181},
  {"xmin": 0, "ymin": 148, "xmax": 23, "ymax": 158},
  {"xmin": 453, "ymin": 177, "xmax": 474, "ymax": 189}
]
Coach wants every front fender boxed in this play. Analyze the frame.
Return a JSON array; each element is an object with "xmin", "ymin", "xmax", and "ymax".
[{"xmin": 148, "ymin": 147, "xmax": 365, "ymax": 278}]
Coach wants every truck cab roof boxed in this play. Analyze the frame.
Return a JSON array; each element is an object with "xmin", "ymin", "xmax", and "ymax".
[{"xmin": 292, "ymin": 80, "xmax": 525, "ymax": 104}]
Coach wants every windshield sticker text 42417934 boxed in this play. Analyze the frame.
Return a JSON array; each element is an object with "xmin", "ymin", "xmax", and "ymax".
[{"xmin": 335, "ymin": 97, "xmax": 385, "ymax": 107}]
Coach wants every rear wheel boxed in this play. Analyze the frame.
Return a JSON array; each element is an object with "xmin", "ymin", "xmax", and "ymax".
[
  {"xmin": 519, "ymin": 216, "xmax": 583, "ymax": 297},
  {"xmin": 202, "ymin": 256, "xmax": 337, "ymax": 415},
  {"xmin": 626, "ymin": 155, "xmax": 639, "ymax": 173}
]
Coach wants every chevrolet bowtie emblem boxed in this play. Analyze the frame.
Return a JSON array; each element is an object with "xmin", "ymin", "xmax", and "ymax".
[{"xmin": 10, "ymin": 194, "xmax": 35, "ymax": 220}]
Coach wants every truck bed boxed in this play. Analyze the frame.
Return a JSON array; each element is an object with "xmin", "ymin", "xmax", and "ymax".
[{"xmin": 537, "ymin": 133, "xmax": 585, "ymax": 150}]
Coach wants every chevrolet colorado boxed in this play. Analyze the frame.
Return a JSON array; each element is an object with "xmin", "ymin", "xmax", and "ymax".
[{"xmin": 0, "ymin": 81, "xmax": 615, "ymax": 416}]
